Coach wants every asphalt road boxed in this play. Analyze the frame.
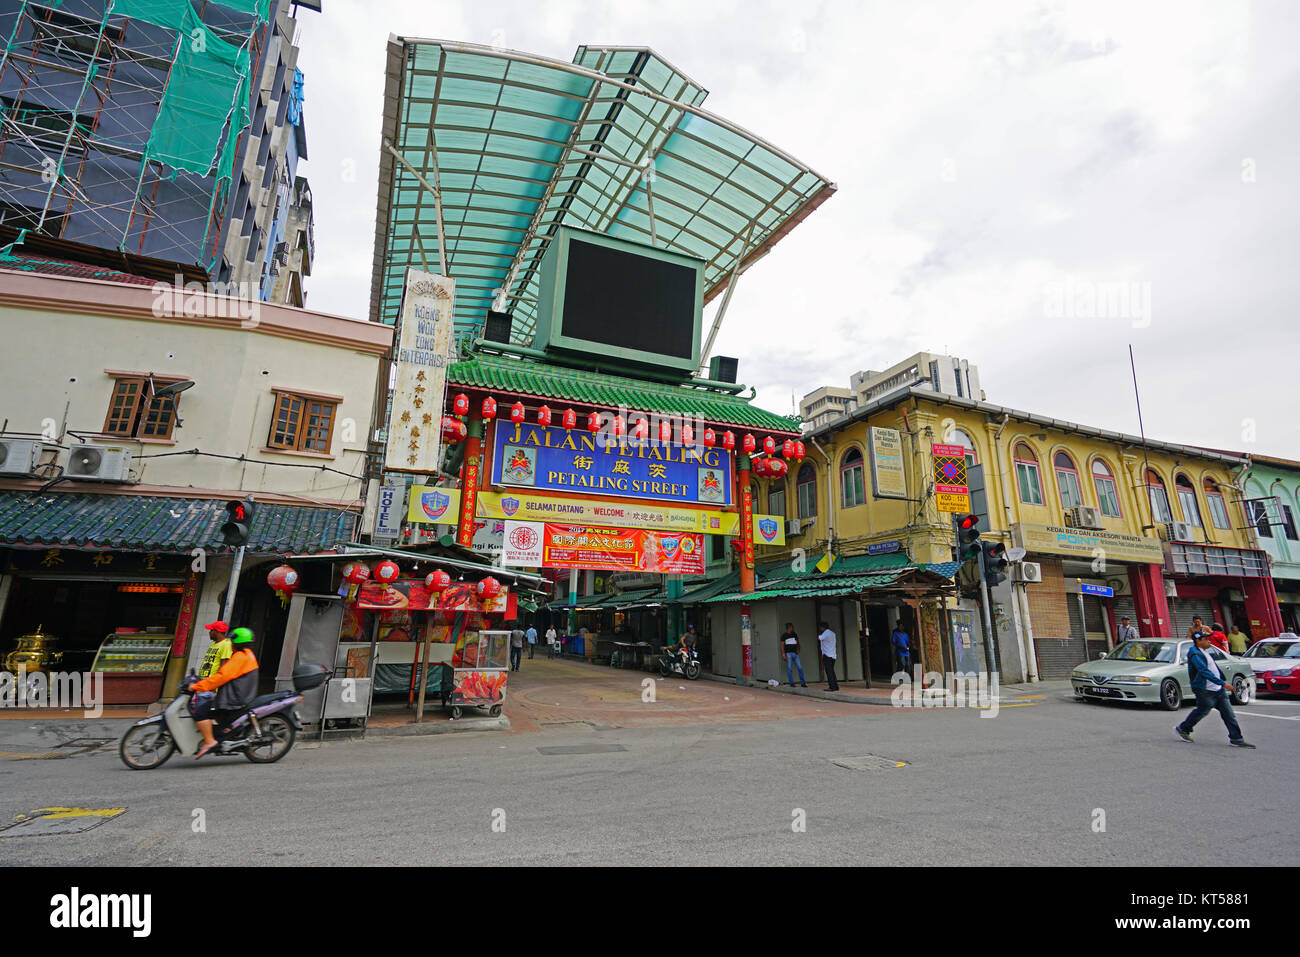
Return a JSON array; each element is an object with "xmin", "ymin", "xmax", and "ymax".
[{"xmin": 1, "ymin": 682, "xmax": 1296, "ymax": 866}]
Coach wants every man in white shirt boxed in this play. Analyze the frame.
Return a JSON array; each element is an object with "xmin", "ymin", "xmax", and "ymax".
[
  {"xmin": 1175, "ymin": 633, "xmax": 1255, "ymax": 748},
  {"xmin": 818, "ymin": 621, "xmax": 839, "ymax": 691},
  {"xmin": 545, "ymin": 626, "xmax": 558, "ymax": 658},
  {"xmin": 1116, "ymin": 616, "xmax": 1139, "ymax": 643}
]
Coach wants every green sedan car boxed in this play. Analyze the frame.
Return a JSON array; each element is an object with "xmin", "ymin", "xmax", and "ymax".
[{"xmin": 1071, "ymin": 639, "xmax": 1254, "ymax": 711}]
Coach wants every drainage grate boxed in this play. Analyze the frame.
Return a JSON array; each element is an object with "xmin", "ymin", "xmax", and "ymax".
[
  {"xmin": 55, "ymin": 738, "xmax": 115, "ymax": 752},
  {"xmin": 830, "ymin": 755, "xmax": 908, "ymax": 771},
  {"xmin": 0, "ymin": 807, "xmax": 127, "ymax": 837},
  {"xmin": 536, "ymin": 744, "xmax": 627, "ymax": 755}
]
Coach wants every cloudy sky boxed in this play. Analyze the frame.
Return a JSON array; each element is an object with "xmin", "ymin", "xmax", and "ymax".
[{"xmin": 295, "ymin": 0, "xmax": 1300, "ymax": 455}]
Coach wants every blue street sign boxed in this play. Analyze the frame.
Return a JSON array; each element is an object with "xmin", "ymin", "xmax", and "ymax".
[{"xmin": 1080, "ymin": 583, "xmax": 1113, "ymax": 598}]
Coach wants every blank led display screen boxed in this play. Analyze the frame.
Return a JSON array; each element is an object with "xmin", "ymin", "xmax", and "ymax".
[{"xmin": 559, "ymin": 238, "xmax": 697, "ymax": 360}]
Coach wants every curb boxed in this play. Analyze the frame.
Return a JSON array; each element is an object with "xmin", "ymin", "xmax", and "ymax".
[
  {"xmin": 698, "ymin": 671, "xmax": 893, "ymax": 705},
  {"xmin": 363, "ymin": 715, "xmax": 511, "ymax": 737}
]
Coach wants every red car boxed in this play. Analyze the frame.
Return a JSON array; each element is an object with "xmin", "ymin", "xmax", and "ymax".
[{"xmin": 1242, "ymin": 636, "xmax": 1300, "ymax": 696}]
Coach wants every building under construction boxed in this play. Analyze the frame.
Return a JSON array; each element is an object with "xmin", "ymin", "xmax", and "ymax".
[{"xmin": 0, "ymin": 0, "xmax": 316, "ymax": 302}]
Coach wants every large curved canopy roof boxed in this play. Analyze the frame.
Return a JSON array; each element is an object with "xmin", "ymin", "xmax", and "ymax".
[{"xmin": 371, "ymin": 39, "xmax": 836, "ymax": 344}]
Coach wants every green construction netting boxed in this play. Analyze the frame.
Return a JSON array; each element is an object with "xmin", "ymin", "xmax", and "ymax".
[{"xmin": 110, "ymin": 0, "xmax": 257, "ymax": 180}]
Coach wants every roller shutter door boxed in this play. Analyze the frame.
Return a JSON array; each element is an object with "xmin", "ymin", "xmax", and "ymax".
[
  {"xmin": 1170, "ymin": 598, "xmax": 1214, "ymax": 639},
  {"xmin": 1034, "ymin": 637, "xmax": 1087, "ymax": 677}
]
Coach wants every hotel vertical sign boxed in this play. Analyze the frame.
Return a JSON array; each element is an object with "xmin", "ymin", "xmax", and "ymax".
[
  {"xmin": 868, "ymin": 426, "xmax": 906, "ymax": 499},
  {"xmin": 385, "ymin": 268, "xmax": 455, "ymax": 474}
]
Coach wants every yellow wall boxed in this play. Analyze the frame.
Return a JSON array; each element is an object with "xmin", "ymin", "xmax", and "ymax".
[{"xmin": 755, "ymin": 396, "xmax": 1253, "ymax": 563}]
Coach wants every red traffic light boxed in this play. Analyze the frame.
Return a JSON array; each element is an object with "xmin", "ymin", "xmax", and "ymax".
[{"xmin": 959, "ymin": 514, "xmax": 979, "ymax": 531}]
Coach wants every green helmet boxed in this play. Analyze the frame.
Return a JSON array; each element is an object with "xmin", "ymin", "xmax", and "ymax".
[{"xmin": 230, "ymin": 627, "xmax": 254, "ymax": 645}]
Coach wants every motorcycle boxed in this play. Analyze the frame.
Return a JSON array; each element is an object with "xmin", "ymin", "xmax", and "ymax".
[
  {"xmin": 658, "ymin": 645, "xmax": 701, "ymax": 680},
  {"xmin": 118, "ymin": 664, "xmax": 329, "ymax": 769}
]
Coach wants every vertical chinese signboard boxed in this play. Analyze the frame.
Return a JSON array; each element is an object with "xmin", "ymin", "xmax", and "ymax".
[
  {"xmin": 740, "ymin": 483, "xmax": 755, "ymax": 570},
  {"xmin": 385, "ymin": 269, "xmax": 455, "ymax": 474},
  {"xmin": 931, "ymin": 443, "xmax": 970, "ymax": 514}
]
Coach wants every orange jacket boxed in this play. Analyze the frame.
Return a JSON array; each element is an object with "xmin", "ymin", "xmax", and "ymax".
[{"xmin": 193, "ymin": 648, "xmax": 258, "ymax": 709}]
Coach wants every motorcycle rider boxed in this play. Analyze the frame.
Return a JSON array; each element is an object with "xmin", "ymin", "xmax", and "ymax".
[
  {"xmin": 677, "ymin": 623, "xmax": 697, "ymax": 666},
  {"xmin": 189, "ymin": 627, "xmax": 259, "ymax": 759}
]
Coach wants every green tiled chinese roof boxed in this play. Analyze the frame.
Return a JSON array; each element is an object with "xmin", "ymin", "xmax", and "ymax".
[
  {"xmin": 448, "ymin": 355, "xmax": 801, "ymax": 434},
  {"xmin": 0, "ymin": 492, "xmax": 358, "ymax": 555},
  {"xmin": 704, "ymin": 572, "xmax": 909, "ymax": 602}
]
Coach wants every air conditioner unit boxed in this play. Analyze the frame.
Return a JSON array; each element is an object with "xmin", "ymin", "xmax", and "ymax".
[
  {"xmin": 1160, "ymin": 521, "xmax": 1194, "ymax": 542},
  {"xmin": 65, "ymin": 444, "xmax": 133, "ymax": 482},
  {"xmin": 0, "ymin": 438, "xmax": 42, "ymax": 476},
  {"xmin": 786, "ymin": 518, "xmax": 803, "ymax": 537},
  {"xmin": 1066, "ymin": 505, "xmax": 1104, "ymax": 530},
  {"xmin": 1013, "ymin": 561, "xmax": 1042, "ymax": 583}
]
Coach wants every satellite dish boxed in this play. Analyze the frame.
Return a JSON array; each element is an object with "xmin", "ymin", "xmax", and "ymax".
[
  {"xmin": 1005, "ymin": 546, "xmax": 1028, "ymax": 562},
  {"xmin": 153, "ymin": 379, "xmax": 195, "ymax": 399}
]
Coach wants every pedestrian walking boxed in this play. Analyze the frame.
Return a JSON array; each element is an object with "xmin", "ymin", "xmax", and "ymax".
[
  {"xmin": 818, "ymin": 621, "xmax": 839, "ymax": 691},
  {"xmin": 1174, "ymin": 633, "xmax": 1255, "ymax": 748},
  {"xmin": 509, "ymin": 626, "xmax": 525, "ymax": 671},
  {"xmin": 546, "ymin": 625, "xmax": 559, "ymax": 658},
  {"xmin": 1207, "ymin": 621, "xmax": 1230, "ymax": 654},
  {"xmin": 525, "ymin": 623, "xmax": 538, "ymax": 659},
  {"xmin": 1227, "ymin": 623, "xmax": 1249, "ymax": 655},
  {"xmin": 891, "ymin": 624, "xmax": 911, "ymax": 675},
  {"xmin": 1117, "ymin": 616, "xmax": 1139, "ymax": 643},
  {"xmin": 780, "ymin": 623, "xmax": 806, "ymax": 687}
]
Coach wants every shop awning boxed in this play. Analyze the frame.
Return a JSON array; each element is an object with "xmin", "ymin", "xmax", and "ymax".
[
  {"xmin": 0, "ymin": 490, "xmax": 358, "ymax": 555},
  {"xmin": 448, "ymin": 354, "xmax": 800, "ymax": 433}
]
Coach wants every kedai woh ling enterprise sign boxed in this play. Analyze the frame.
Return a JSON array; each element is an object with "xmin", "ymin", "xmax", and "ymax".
[
  {"xmin": 385, "ymin": 269, "xmax": 455, "ymax": 474},
  {"xmin": 490, "ymin": 422, "xmax": 733, "ymax": 507}
]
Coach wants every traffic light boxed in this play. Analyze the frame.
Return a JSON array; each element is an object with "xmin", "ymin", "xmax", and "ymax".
[
  {"xmin": 983, "ymin": 541, "xmax": 1010, "ymax": 588},
  {"xmin": 957, "ymin": 514, "xmax": 982, "ymax": 560},
  {"xmin": 221, "ymin": 497, "xmax": 256, "ymax": 547}
]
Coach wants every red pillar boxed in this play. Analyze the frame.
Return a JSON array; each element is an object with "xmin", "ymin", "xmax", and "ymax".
[
  {"xmin": 738, "ymin": 455, "xmax": 754, "ymax": 676},
  {"xmin": 1128, "ymin": 562, "xmax": 1172, "ymax": 637},
  {"xmin": 457, "ymin": 416, "xmax": 483, "ymax": 548},
  {"xmin": 1241, "ymin": 575, "xmax": 1284, "ymax": 638}
]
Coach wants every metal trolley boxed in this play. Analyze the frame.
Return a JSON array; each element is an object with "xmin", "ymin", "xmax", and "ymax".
[{"xmin": 441, "ymin": 629, "xmax": 510, "ymax": 719}]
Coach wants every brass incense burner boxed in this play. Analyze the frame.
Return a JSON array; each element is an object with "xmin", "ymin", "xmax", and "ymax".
[{"xmin": 3, "ymin": 624, "xmax": 63, "ymax": 675}]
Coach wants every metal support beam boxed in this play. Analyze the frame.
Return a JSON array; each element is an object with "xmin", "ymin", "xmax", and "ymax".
[
  {"xmin": 383, "ymin": 138, "xmax": 449, "ymax": 276},
  {"xmin": 698, "ymin": 217, "xmax": 758, "ymax": 373}
]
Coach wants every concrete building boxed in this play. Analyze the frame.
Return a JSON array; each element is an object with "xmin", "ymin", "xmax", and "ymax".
[
  {"xmin": 799, "ymin": 386, "xmax": 855, "ymax": 431},
  {"xmin": 748, "ymin": 387, "xmax": 1281, "ymax": 683},
  {"xmin": 0, "ymin": 266, "xmax": 391, "ymax": 698},
  {"xmin": 1238, "ymin": 454, "xmax": 1300, "ymax": 633},
  {"xmin": 0, "ymin": 0, "xmax": 314, "ymax": 302},
  {"xmin": 851, "ymin": 352, "xmax": 982, "ymax": 405}
]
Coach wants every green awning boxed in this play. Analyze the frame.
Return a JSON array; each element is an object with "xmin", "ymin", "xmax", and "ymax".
[
  {"xmin": 0, "ymin": 491, "xmax": 358, "ymax": 555},
  {"xmin": 373, "ymin": 40, "xmax": 835, "ymax": 341},
  {"xmin": 448, "ymin": 355, "xmax": 800, "ymax": 433}
]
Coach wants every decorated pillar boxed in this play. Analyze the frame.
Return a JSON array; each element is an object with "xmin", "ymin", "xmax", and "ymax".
[
  {"xmin": 456, "ymin": 415, "xmax": 484, "ymax": 548},
  {"xmin": 1241, "ymin": 573, "xmax": 1284, "ymax": 638},
  {"xmin": 161, "ymin": 569, "xmax": 202, "ymax": 698},
  {"xmin": 1128, "ymin": 562, "xmax": 1171, "ymax": 637},
  {"xmin": 738, "ymin": 454, "xmax": 754, "ymax": 677}
]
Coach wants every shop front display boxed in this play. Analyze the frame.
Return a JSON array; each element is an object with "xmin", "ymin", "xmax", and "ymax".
[{"xmin": 91, "ymin": 633, "xmax": 173, "ymax": 704}]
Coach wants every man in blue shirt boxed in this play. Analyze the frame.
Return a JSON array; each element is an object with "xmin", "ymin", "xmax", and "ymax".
[
  {"xmin": 1175, "ymin": 633, "xmax": 1255, "ymax": 748},
  {"xmin": 891, "ymin": 625, "xmax": 912, "ymax": 676},
  {"xmin": 525, "ymin": 623, "xmax": 538, "ymax": 659}
]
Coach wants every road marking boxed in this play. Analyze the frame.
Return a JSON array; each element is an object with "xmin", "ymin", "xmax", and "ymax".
[
  {"xmin": 1236, "ymin": 711, "xmax": 1300, "ymax": 722},
  {"xmin": 0, "ymin": 807, "xmax": 127, "ymax": 837}
]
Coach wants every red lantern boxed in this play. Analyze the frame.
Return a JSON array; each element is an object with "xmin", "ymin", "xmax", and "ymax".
[
  {"xmin": 633, "ymin": 417, "xmax": 648, "ymax": 441},
  {"xmin": 768, "ymin": 457, "xmax": 788, "ymax": 478},
  {"xmin": 612, "ymin": 415, "xmax": 625, "ymax": 437},
  {"xmin": 742, "ymin": 434, "xmax": 757, "ymax": 455},
  {"xmin": 681, "ymin": 424, "xmax": 694, "ymax": 446},
  {"xmin": 782, "ymin": 439, "xmax": 796, "ymax": 459},
  {"xmin": 374, "ymin": 560, "xmax": 401, "ymax": 584},
  {"xmin": 453, "ymin": 393, "xmax": 469, "ymax": 416},
  {"xmin": 587, "ymin": 411, "xmax": 602, "ymax": 433},
  {"xmin": 510, "ymin": 401, "xmax": 526, "ymax": 424},
  {"xmin": 425, "ymin": 569, "xmax": 450, "ymax": 592},
  {"xmin": 481, "ymin": 397, "xmax": 497, "ymax": 420},
  {"xmin": 341, "ymin": 562, "xmax": 370, "ymax": 584},
  {"xmin": 795, "ymin": 440, "xmax": 806, "ymax": 460},
  {"xmin": 722, "ymin": 431, "xmax": 735, "ymax": 451},
  {"xmin": 658, "ymin": 419, "xmax": 673, "ymax": 444},
  {"xmin": 476, "ymin": 576, "xmax": 501, "ymax": 599},
  {"xmin": 537, "ymin": 405, "xmax": 552, "ymax": 427},
  {"xmin": 702, "ymin": 428, "xmax": 716, "ymax": 449},
  {"xmin": 563, "ymin": 408, "xmax": 577, "ymax": 430},
  {"xmin": 441, "ymin": 415, "xmax": 467, "ymax": 444},
  {"xmin": 267, "ymin": 564, "xmax": 299, "ymax": 608},
  {"xmin": 763, "ymin": 436, "xmax": 776, "ymax": 455}
]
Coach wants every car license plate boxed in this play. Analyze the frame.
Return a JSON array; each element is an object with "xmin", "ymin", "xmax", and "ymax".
[{"xmin": 1089, "ymin": 687, "xmax": 1114, "ymax": 696}]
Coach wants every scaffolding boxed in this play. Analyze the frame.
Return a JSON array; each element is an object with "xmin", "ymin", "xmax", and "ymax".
[{"xmin": 0, "ymin": 0, "xmax": 271, "ymax": 272}]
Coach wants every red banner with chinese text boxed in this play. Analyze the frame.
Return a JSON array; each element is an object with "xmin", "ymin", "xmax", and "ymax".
[{"xmin": 537, "ymin": 524, "xmax": 705, "ymax": 574}]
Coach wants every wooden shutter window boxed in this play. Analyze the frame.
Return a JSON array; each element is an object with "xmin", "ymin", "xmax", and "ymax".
[
  {"xmin": 302, "ymin": 400, "xmax": 334, "ymax": 453},
  {"xmin": 103, "ymin": 378, "xmax": 145, "ymax": 434},
  {"xmin": 102, "ymin": 377, "xmax": 176, "ymax": 439},
  {"xmin": 269, "ymin": 392, "xmax": 304, "ymax": 449}
]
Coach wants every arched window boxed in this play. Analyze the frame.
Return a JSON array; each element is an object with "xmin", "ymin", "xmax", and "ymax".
[
  {"xmin": 768, "ymin": 479, "xmax": 786, "ymax": 518},
  {"xmin": 1092, "ymin": 459, "xmax": 1121, "ymax": 518},
  {"xmin": 841, "ymin": 447, "xmax": 865, "ymax": 508},
  {"xmin": 1203, "ymin": 478, "xmax": 1230, "ymax": 530},
  {"xmin": 1175, "ymin": 474, "xmax": 1201, "ymax": 527},
  {"xmin": 1014, "ymin": 443, "xmax": 1043, "ymax": 505},
  {"xmin": 1054, "ymin": 451, "xmax": 1083, "ymax": 510},
  {"xmin": 1146, "ymin": 470, "xmax": 1173, "ymax": 524},
  {"xmin": 949, "ymin": 428, "xmax": 978, "ymax": 465},
  {"xmin": 797, "ymin": 464, "xmax": 817, "ymax": 519}
]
